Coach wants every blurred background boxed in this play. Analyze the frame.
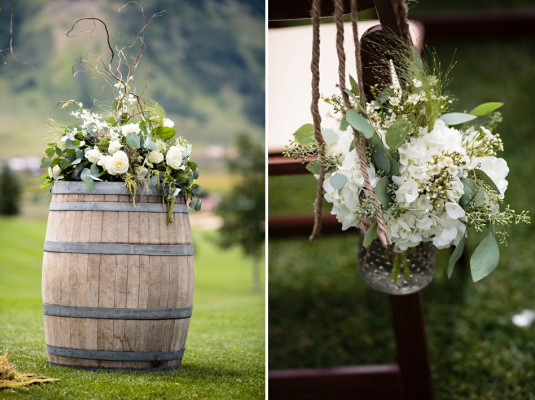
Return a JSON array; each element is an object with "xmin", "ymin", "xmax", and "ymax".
[
  {"xmin": 0, "ymin": 0, "xmax": 264, "ymax": 397},
  {"xmin": 268, "ymin": 1, "xmax": 535, "ymax": 399}
]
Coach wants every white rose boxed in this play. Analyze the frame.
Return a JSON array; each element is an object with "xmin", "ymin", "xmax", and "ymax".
[
  {"xmin": 106, "ymin": 150, "xmax": 129, "ymax": 175},
  {"xmin": 147, "ymin": 151, "xmax": 164, "ymax": 165},
  {"xmin": 86, "ymin": 148, "xmax": 101, "ymax": 164},
  {"xmin": 108, "ymin": 140, "xmax": 122, "ymax": 155},
  {"xmin": 163, "ymin": 118, "xmax": 175, "ymax": 128},
  {"xmin": 121, "ymin": 123, "xmax": 140, "ymax": 136},
  {"xmin": 166, "ymin": 146, "xmax": 183, "ymax": 170},
  {"xmin": 98, "ymin": 155, "xmax": 111, "ymax": 168},
  {"xmin": 49, "ymin": 165, "xmax": 62, "ymax": 180}
]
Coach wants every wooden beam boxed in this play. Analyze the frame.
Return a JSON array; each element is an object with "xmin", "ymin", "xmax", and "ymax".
[
  {"xmin": 269, "ymin": 364, "xmax": 403, "ymax": 400},
  {"xmin": 269, "ymin": 214, "xmax": 357, "ymax": 238},
  {"xmin": 269, "ymin": 0, "xmax": 375, "ymax": 21}
]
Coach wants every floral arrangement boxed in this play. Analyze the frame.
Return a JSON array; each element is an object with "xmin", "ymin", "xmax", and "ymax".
[
  {"xmin": 39, "ymin": 10, "xmax": 201, "ymax": 222},
  {"xmin": 284, "ymin": 48, "xmax": 529, "ymax": 282}
]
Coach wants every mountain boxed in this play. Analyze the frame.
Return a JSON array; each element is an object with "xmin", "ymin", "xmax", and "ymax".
[{"xmin": 0, "ymin": 0, "xmax": 265, "ymax": 158}]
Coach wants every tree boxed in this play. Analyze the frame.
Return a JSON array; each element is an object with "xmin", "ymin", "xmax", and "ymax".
[
  {"xmin": 0, "ymin": 163, "xmax": 21, "ymax": 215},
  {"xmin": 216, "ymin": 133, "xmax": 264, "ymax": 292}
]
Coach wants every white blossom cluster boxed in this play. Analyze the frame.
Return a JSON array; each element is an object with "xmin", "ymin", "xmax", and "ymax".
[
  {"xmin": 321, "ymin": 119, "xmax": 509, "ymax": 252},
  {"xmin": 49, "ymin": 107, "xmax": 190, "ymax": 181}
]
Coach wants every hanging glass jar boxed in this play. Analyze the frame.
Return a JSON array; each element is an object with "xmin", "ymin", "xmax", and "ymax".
[{"xmin": 357, "ymin": 240, "xmax": 436, "ymax": 295}]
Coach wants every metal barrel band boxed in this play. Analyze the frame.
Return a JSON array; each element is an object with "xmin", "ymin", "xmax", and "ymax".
[
  {"xmin": 43, "ymin": 304, "xmax": 193, "ymax": 320},
  {"xmin": 49, "ymin": 201, "xmax": 188, "ymax": 214},
  {"xmin": 43, "ymin": 241, "xmax": 194, "ymax": 256},
  {"xmin": 47, "ymin": 345, "xmax": 185, "ymax": 361}
]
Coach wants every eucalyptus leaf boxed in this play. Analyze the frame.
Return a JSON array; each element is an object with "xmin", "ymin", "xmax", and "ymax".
[
  {"xmin": 45, "ymin": 148, "xmax": 55, "ymax": 157},
  {"xmin": 375, "ymin": 176, "xmax": 391, "ymax": 209},
  {"xmin": 189, "ymin": 199, "xmax": 202, "ymax": 211},
  {"xmin": 306, "ymin": 159, "xmax": 321, "ymax": 175},
  {"xmin": 80, "ymin": 168, "xmax": 91, "ymax": 181},
  {"xmin": 438, "ymin": 112, "xmax": 477, "ymax": 126},
  {"xmin": 293, "ymin": 124, "xmax": 316, "ymax": 147},
  {"xmin": 345, "ymin": 109, "xmax": 375, "ymax": 139},
  {"xmin": 371, "ymin": 145, "xmax": 390, "ymax": 175},
  {"xmin": 459, "ymin": 177, "xmax": 477, "ymax": 207},
  {"xmin": 322, "ymin": 128, "xmax": 338, "ymax": 145},
  {"xmin": 362, "ymin": 222, "xmax": 378, "ymax": 248},
  {"xmin": 472, "ymin": 189, "xmax": 485, "ymax": 207},
  {"xmin": 473, "ymin": 168, "xmax": 500, "ymax": 194},
  {"xmin": 59, "ymin": 158, "xmax": 71, "ymax": 170},
  {"xmin": 388, "ymin": 154, "xmax": 400, "ymax": 176},
  {"xmin": 385, "ymin": 119, "xmax": 411, "ymax": 150},
  {"xmin": 149, "ymin": 175, "xmax": 158, "ymax": 187},
  {"xmin": 329, "ymin": 173, "xmax": 347, "ymax": 189},
  {"xmin": 90, "ymin": 163, "xmax": 100, "ymax": 177},
  {"xmin": 41, "ymin": 157, "xmax": 52, "ymax": 168},
  {"xmin": 344, "ymin": 89, "xmax": 359, "ymax": 104},
  {"xmin": 340, "ymin": 119, "xmax": 349, "ymax": 131},
  {"xmin": 192, "ymin": 185, "xmax": 202, "ymax": 196},
  {"xmin": 447, "ymin": 235, "xmax": 466, "ymax": 279},
  {"xmin": 470, "ymin": 230, "xmax": 499, "ymax": 282},
  {"xmin": 349, "ymin": 75, "xmax": 359, "ymax": 92},
  {"xmin": 126, "ymin": 132, "xmax": 141, "ymax": 149},
  {"xmin": 83, "ymin": 175, "xmax": 94, "ymax": 191},
  {"xmin": 72, "ymin": 162, "xmax": 85, "ymax": 180},
  {"xmin": 71, "ymin": 158, "xmax": 82, "ymax": 165},
  {"xmin": 469, "ymin": 102, "xmax": 503, "ymax": 117}
]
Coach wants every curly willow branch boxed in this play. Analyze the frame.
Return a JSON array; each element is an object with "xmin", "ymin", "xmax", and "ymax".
[
  {"xmin": 309, "ymin": 0, "xmax": 325, "ymax": 241},
  {"xmin": 334, "ymin": 0, "xmax": 391, "ymax": 247}
]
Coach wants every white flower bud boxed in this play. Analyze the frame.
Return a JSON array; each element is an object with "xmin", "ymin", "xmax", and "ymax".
[
  {"xmin": 86, "ymin": 148, "xmax": 101, "ymax": 164},
  {"xmin": 108, "ymin": 140, "xmax": 122, "ymax": 155},
  {"xmin": 166, "ymin": 146, "xmax": 183, "ymax": 170}
]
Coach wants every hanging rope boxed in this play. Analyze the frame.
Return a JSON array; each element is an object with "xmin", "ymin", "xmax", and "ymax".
[
  {"xmin": 309, "ymin": 0, "xmax": 325, "ymax": 241},
  {"xmin": 309, "ymin": 0, "xmax": 394, "ymax": 246},
  {"xmin": 334, "ymin": 0, "xmax": 391, "ymax": 246}
]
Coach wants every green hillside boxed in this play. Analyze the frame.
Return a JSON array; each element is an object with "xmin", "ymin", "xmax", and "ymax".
[{"xmin": 0, "ymin": 0, "xmax": 265, "ymax": 157}]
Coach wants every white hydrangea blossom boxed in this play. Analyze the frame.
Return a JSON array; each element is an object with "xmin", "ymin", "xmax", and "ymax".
[{"xmin": 318, "ymin": 118, "xmax": 509, "ymax": 252}]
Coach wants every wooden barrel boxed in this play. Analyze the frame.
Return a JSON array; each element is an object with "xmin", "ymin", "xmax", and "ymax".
[{"xmin": 41, "ymin": 181, "xmax": 194, "ymax": 370}]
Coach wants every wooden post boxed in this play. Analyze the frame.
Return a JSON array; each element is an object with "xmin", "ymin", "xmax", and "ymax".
[{"xmin": 390, "ymin": 293, "xmax": 434, "ymax": 400}]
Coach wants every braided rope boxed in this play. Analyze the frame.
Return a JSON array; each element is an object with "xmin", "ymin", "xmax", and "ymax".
[
  {"xmin": 309, "ymin": 0, "xmax": 325, "ymax": 241},
  {"xmin": 335, "ymin": 0, "xmax": 391, "ymax": 246}
]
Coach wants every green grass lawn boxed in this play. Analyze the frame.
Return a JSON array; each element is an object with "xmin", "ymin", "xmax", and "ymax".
[
  {"xmin": 269, "ymin": 39, "xmax": 535, "ymax": 399},
  {"xmin": 0, "ymin": 217, "xmax": 265, "ymax": 399}
]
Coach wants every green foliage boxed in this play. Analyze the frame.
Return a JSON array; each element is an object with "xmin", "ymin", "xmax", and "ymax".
[
  {"xmin": 469, "ymin": 102, "xmax": 504, "ymax": 116},
  {"xmin": 0, "ymin": 164, "xmax": 21, "ymax": 216},
  {"xmin": 362, "ymin": 222, "xmax": 378, "ymax": 247},
  {"xmin": 447, "ymin": 235, "xmax": 465, "ymax": 278},
  {"xmin": 470, "ymin": 230, "xmax": 500, "ymax": 282},
  {"xmin": 216, "ymin": 133, "xmax": 264, "ymax": 258},
  {"xmin": 385, "ymin": 118, "xmax": 411, "ymax": 149},
  {"xmin": 345, "ymin": 109, "xmax": 375, "ymax": 139},
  {"xmin": 329, "ymin": 173, "xmax": 346, "ymax": 189},
  {"xmin": 438, "ymin": 112, "xmax": 477, "ymax": 126}
]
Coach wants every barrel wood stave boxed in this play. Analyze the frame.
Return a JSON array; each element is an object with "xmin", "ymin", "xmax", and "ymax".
[{"xmin": 42, "ymin": 182, "xmax": 193, "ymax": 370}]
